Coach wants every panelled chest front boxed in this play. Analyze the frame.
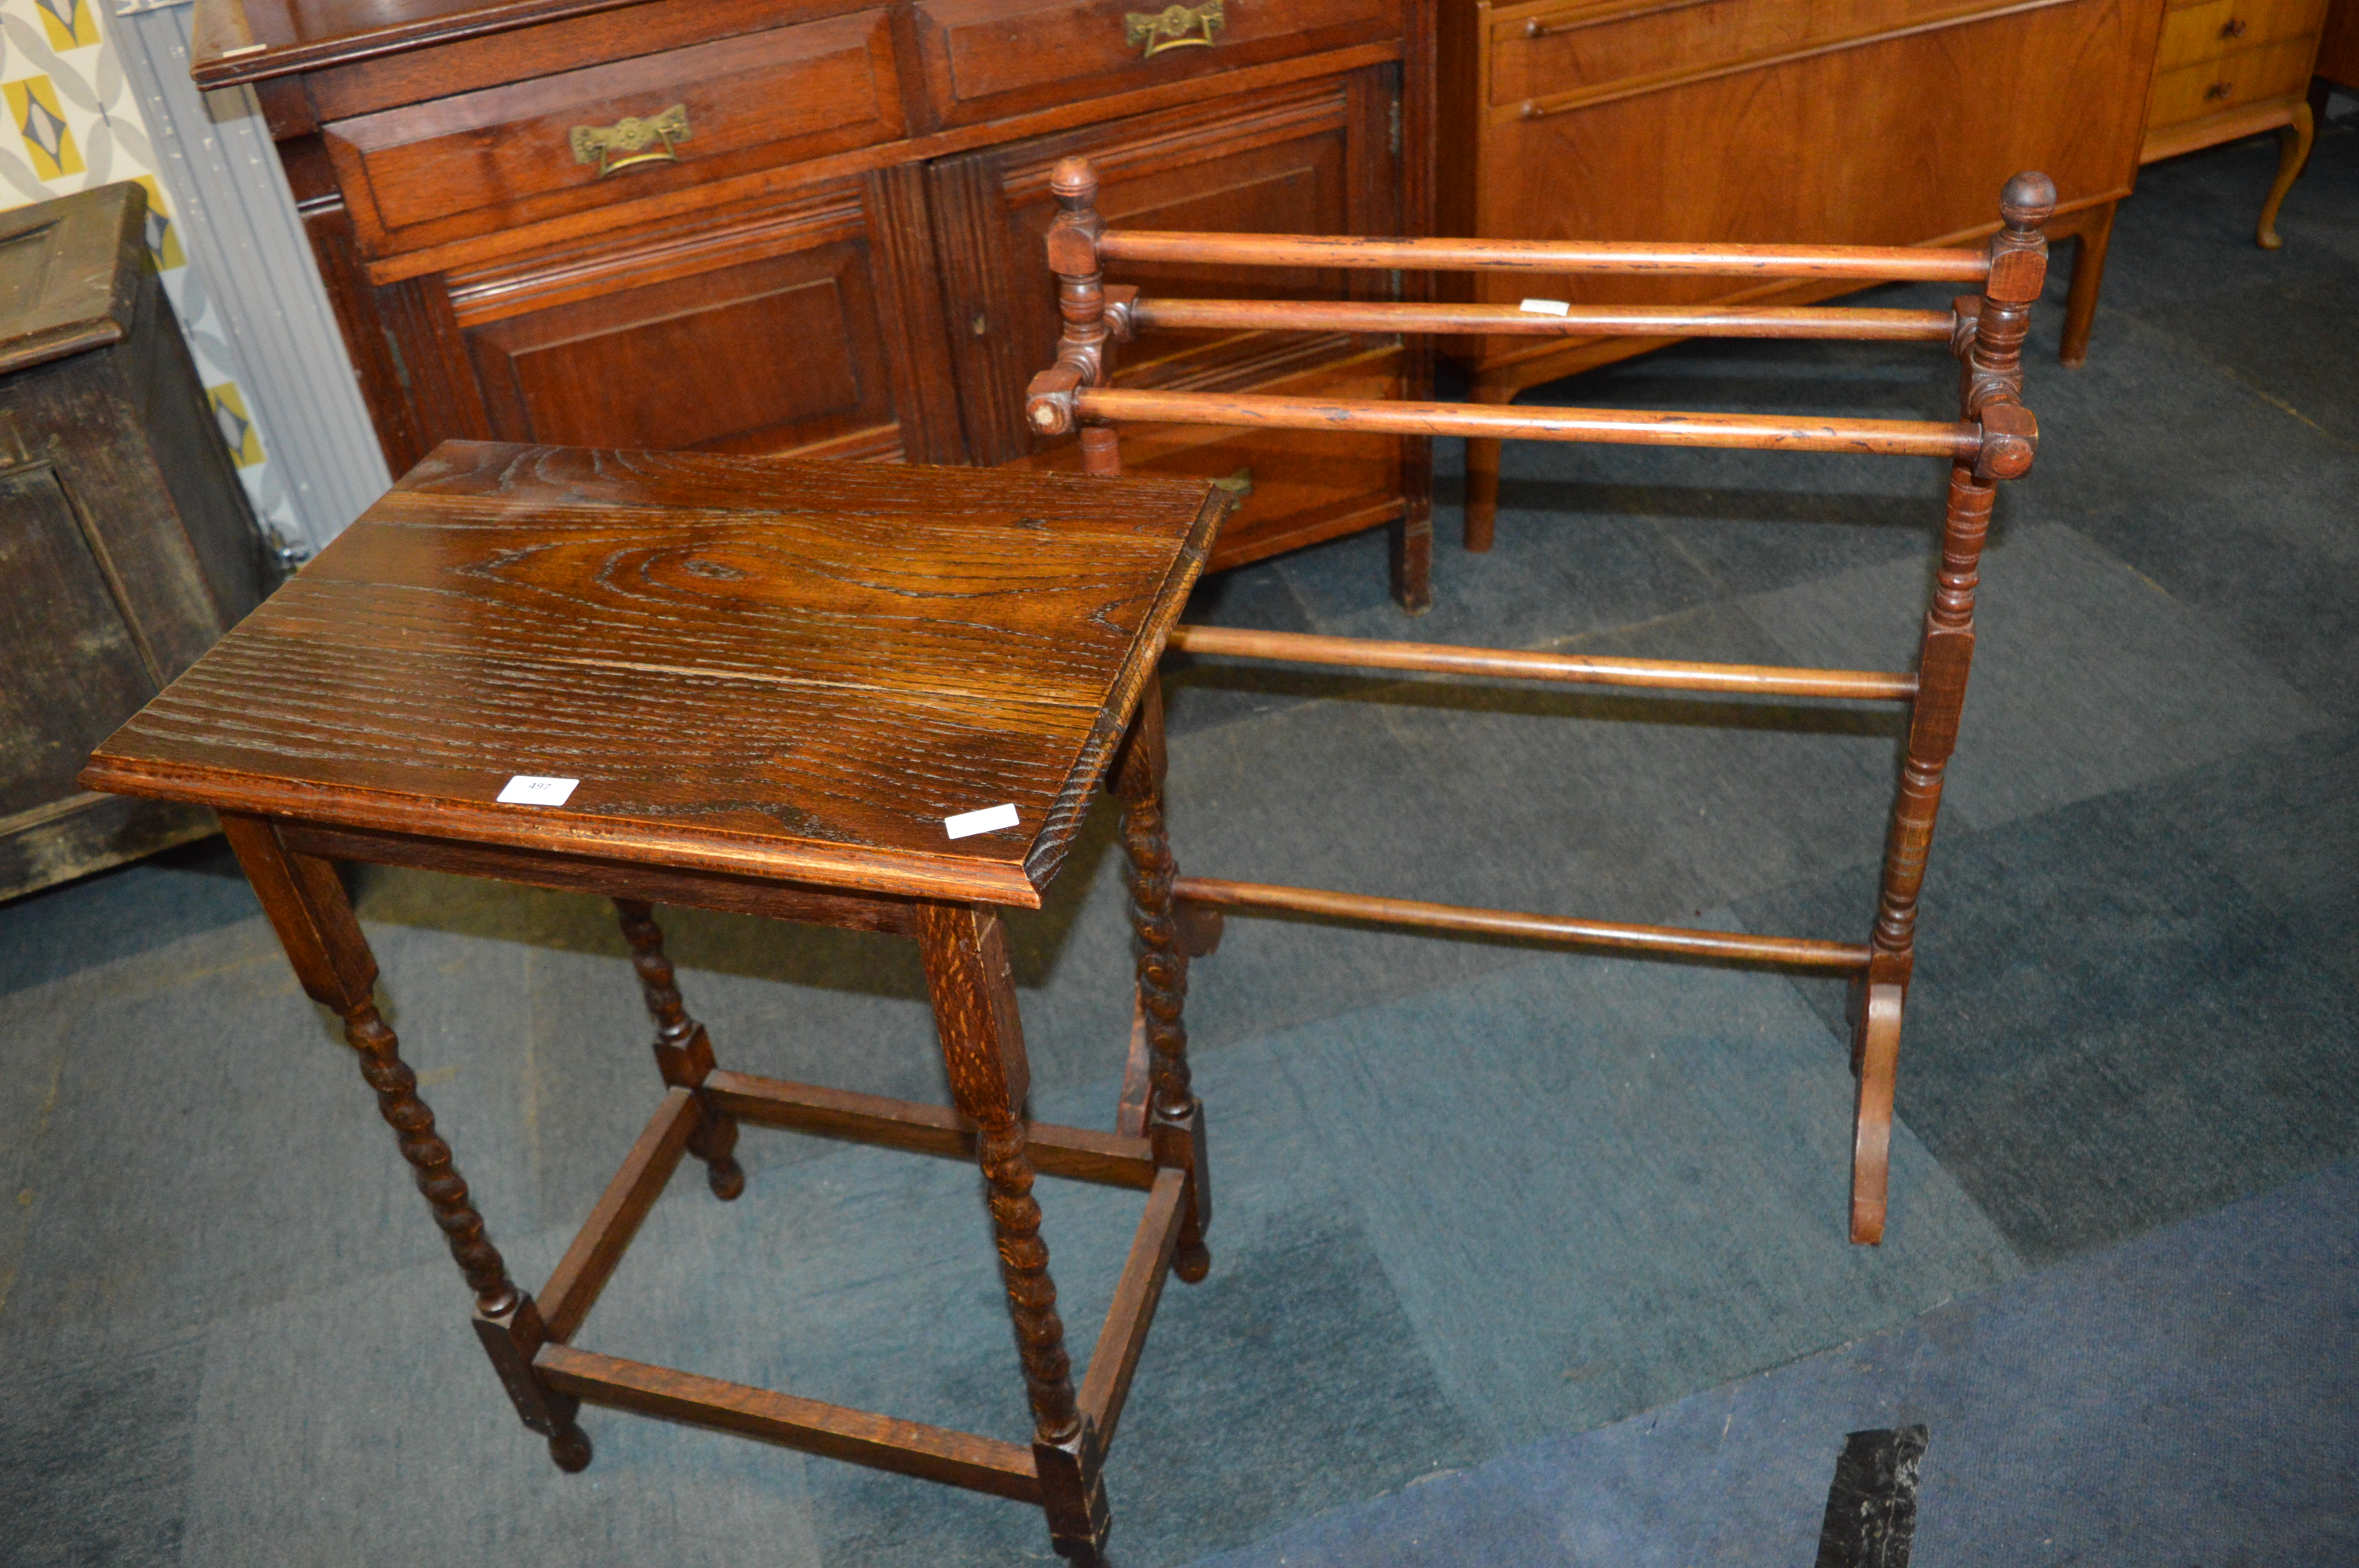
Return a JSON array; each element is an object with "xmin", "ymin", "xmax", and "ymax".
[{"xmin": 1, "ymin": 184, "xmax": 271, "ymax": 899}]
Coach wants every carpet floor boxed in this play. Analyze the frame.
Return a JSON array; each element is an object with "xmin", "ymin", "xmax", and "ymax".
[{"xmin": 1190, "ymin": 1157, "xmax": 2359, "ymax": 1567}]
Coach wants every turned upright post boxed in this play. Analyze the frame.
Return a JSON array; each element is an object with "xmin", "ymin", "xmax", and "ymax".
[
  {"xmin": 612, "ymin": 899, "xmax": 746, "ymax": 1200},
  {"xmin": 1851, "ymin": 171, "xmax": 2052, "ymax": 1245},
  {"xmin": 1110, "ymin": 684, "xmax": 1213, "ymax": 1283},
  {"xmin": 1038, "ymin": 157, "xmax": 1123, "ymax": 477},
  {"xmin": 218, "ymin": 812, "xmax": 593, "ymax": 1472}
]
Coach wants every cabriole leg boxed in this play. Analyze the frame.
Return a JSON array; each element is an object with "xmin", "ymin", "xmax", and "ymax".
[
  {"xmin": 917, "ymin": 901, "xmax": 1109, "ymax": 1564},
  {"xmin": 2257, "ymin": 103, "xmax": 2314, "ymax": 250},
  {"xmin": 220, "ymin": 813, "xmax": 590, "ymax": 1472},
  {"xmin": 613, "ymin": 898, "xmax": 744, "ymax": 1200}
]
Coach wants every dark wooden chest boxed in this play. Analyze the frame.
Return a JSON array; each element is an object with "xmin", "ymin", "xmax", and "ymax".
[{"xmin": 1, "ymin": 183, "xmax": 274, "ymax": 901}]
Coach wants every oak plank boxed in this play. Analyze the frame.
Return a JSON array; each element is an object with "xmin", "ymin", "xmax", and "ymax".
[
  {"xmin": 702, "ymin": 1070, "xmax": 1158, "ymax": 1189},
  {"xmin": 536, "ymin": 1343, "xmax": 1044, "ymax": 1501},
  {"xmin": 540, "ymin": 1086, "xmax": 699, "ymax": 1342},
  {"xmin": 82, "ymin": 442, "xmax": 1223, "ymax": 908},
  {"xmin": 1076, "ymin": 1167, "xmax": 1186, "ymax": 1446}
]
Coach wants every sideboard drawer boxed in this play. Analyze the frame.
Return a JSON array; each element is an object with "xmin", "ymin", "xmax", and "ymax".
[
  {"xmin": 325, "ymin": 9, "xmax": 903, "ymax": 257},
  {"xmin": 1489, "ymin": 0, "xmax": 2016, "ymax": 113},
  {"xmin": 2155, "ymin": 0, "xmax": 2325, "ymax": 69},
  {"xmin": 2147, "ymin": 33, "xmax": 2319, "ymax": 125},
  {"xmin": 912, "ymin": 0, "xmax": 1398, "ymax": 127}
]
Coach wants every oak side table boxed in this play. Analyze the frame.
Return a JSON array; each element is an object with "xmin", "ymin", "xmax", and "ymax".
[{"xmin": 81, "ymin": 441, "xmax": 1227, "ymax": 1566}]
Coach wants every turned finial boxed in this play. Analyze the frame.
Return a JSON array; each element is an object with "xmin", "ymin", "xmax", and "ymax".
[
  {"xmin": 2000, "ymin": 172, "xmax": 2056, "ymax": 235},
  {"xmin": 1052, "ymin": 156, "xmax": 1099, "ymax": 212}
]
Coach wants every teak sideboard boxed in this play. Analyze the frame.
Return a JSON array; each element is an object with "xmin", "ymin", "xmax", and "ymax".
[
  {"xmin": 191, "ymin": 0, "xmax": 1434, "ymax": 579},
  {"xmin": 2140, "ymin": 0, "xmax": 2333, "ymax": 248},
  {"xmin": 1435, "ymin": 0, "xmax": 2163, "ymax": 539}
]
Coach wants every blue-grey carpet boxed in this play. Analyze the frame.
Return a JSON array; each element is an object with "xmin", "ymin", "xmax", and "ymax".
[{"xmin": 1186, "ymin": 1156, "xmax": 2359, "ymax": 1568}]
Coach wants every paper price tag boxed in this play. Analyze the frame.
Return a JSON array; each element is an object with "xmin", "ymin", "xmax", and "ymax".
[
  {"xmin": 944, "ymin": 802, "xmax": 1019, "ymax": 839},
  {"xmin": 496, "ymin": 775, "xmax": 579, "ymax": 807},
  {"xmin": 1519, "ymin": 298, "xmax": 1570, "ymax": 316}
]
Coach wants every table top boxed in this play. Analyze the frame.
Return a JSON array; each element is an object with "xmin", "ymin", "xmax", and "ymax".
[{"xmin": 82, "ymin": 441, "xmax": 1224, "ymax": 908}]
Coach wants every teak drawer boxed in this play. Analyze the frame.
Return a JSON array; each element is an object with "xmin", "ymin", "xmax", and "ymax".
[
  {"xmin": 324, "ymin": 9, "xmax": 903, "ymax": 257},
  {"xmin": 2146, "ymin": 32, "xmax": 2319, "ymax": 124},
  {"xmin": 2154, "ymin": 0, "xmax": 2324, "ymax": 68},
  {"xmin": 1488, "ymin": 0, "xmax": 2049, "ymax": 114},
  {"xmin": 911, "ymin": 0, "xmax": 1399, "ymax": 127}
]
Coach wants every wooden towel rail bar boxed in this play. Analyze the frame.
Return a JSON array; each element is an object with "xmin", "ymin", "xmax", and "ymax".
[
  {"xmin": 1093, "ymin": 230, "xmax": 1996, "ymax": 281},
  {"xmin": 1027, "ymin": 156, "xmax": 2056, "ymax": 1246},
  {"xmin": 1170, "ymin": 877, "xmax": 1876, "ymax": 970},
  {"xmin": 1164, "ymin": 625, "xmax": 1918, "ymax": 702},
  {"xmin": 1060, "ymin": 388, "xmax": 1992, "ymax": 462},
  {"xmin": 1126, "ymin": 299, "xmax": 1963, "ymax": 340}
]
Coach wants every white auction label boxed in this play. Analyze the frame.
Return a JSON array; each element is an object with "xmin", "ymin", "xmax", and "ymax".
[
  {"xmin": 943, "ymin": 802, "xmax": 1019, "ymax": 839},
  {"xmin": 1519, "ymin": 298, "xmax": 1570, "ymax": 316},
  {"xmin": 496, "ymin": 775, "xmax": 580, "ymax": 806}
]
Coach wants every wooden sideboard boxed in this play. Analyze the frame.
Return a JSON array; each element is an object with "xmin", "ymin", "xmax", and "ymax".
[
  {"xmin": 192, "ymin": 0, "xmax": 1434, "ymax": 588},
  {"xmin": 2143, "ymin": 0, "xmax": 2332, "ymax": 247},
  {"xmin": 1435, "ymin": 0, "xmax": 2163, "ymax": 545}
]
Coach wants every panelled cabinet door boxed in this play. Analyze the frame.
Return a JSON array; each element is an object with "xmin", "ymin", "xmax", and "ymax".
[
  {"xmin": 396, "ymin": 166, "xmax": 962, "ymax": 464},
  {"xmin": 929, "ymin": 65, "xmax": 1410, "ymax": 568}
]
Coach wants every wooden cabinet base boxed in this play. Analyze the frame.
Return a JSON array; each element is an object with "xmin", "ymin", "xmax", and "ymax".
[{"xmin": 0, "ymin": 795, "xmax": 216, "ymax": 905}]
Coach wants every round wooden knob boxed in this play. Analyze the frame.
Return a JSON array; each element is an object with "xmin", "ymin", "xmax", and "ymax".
[
  {"xmin": 1051, "ymin": 157, "xmax": 1098, "ymax": 204},
  {"xmin": 1999, "ymin": 171, "xmax": 2056, "ymax": 230}
]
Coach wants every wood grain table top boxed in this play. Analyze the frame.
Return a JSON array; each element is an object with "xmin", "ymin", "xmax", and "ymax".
[{"xmin": 82, "ymin": 442, "xmax": 1225, "ymax": 907}]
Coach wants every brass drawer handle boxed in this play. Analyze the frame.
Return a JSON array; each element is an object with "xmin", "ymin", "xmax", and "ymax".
[
  {"xmin": 2205, "ymin": 79, "xmax": 2234, "ymax": 100},
  {"xmin": 1124, "ymin": 1, "xmax": 1223, "ymax": 58},
  {"xmin": 2219, "ymin": 16, "xmax": 2248, "ymax": 37},
  {"xmin": 569, "ymin": 104, "xmax": 691, "ymax": 178}
]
